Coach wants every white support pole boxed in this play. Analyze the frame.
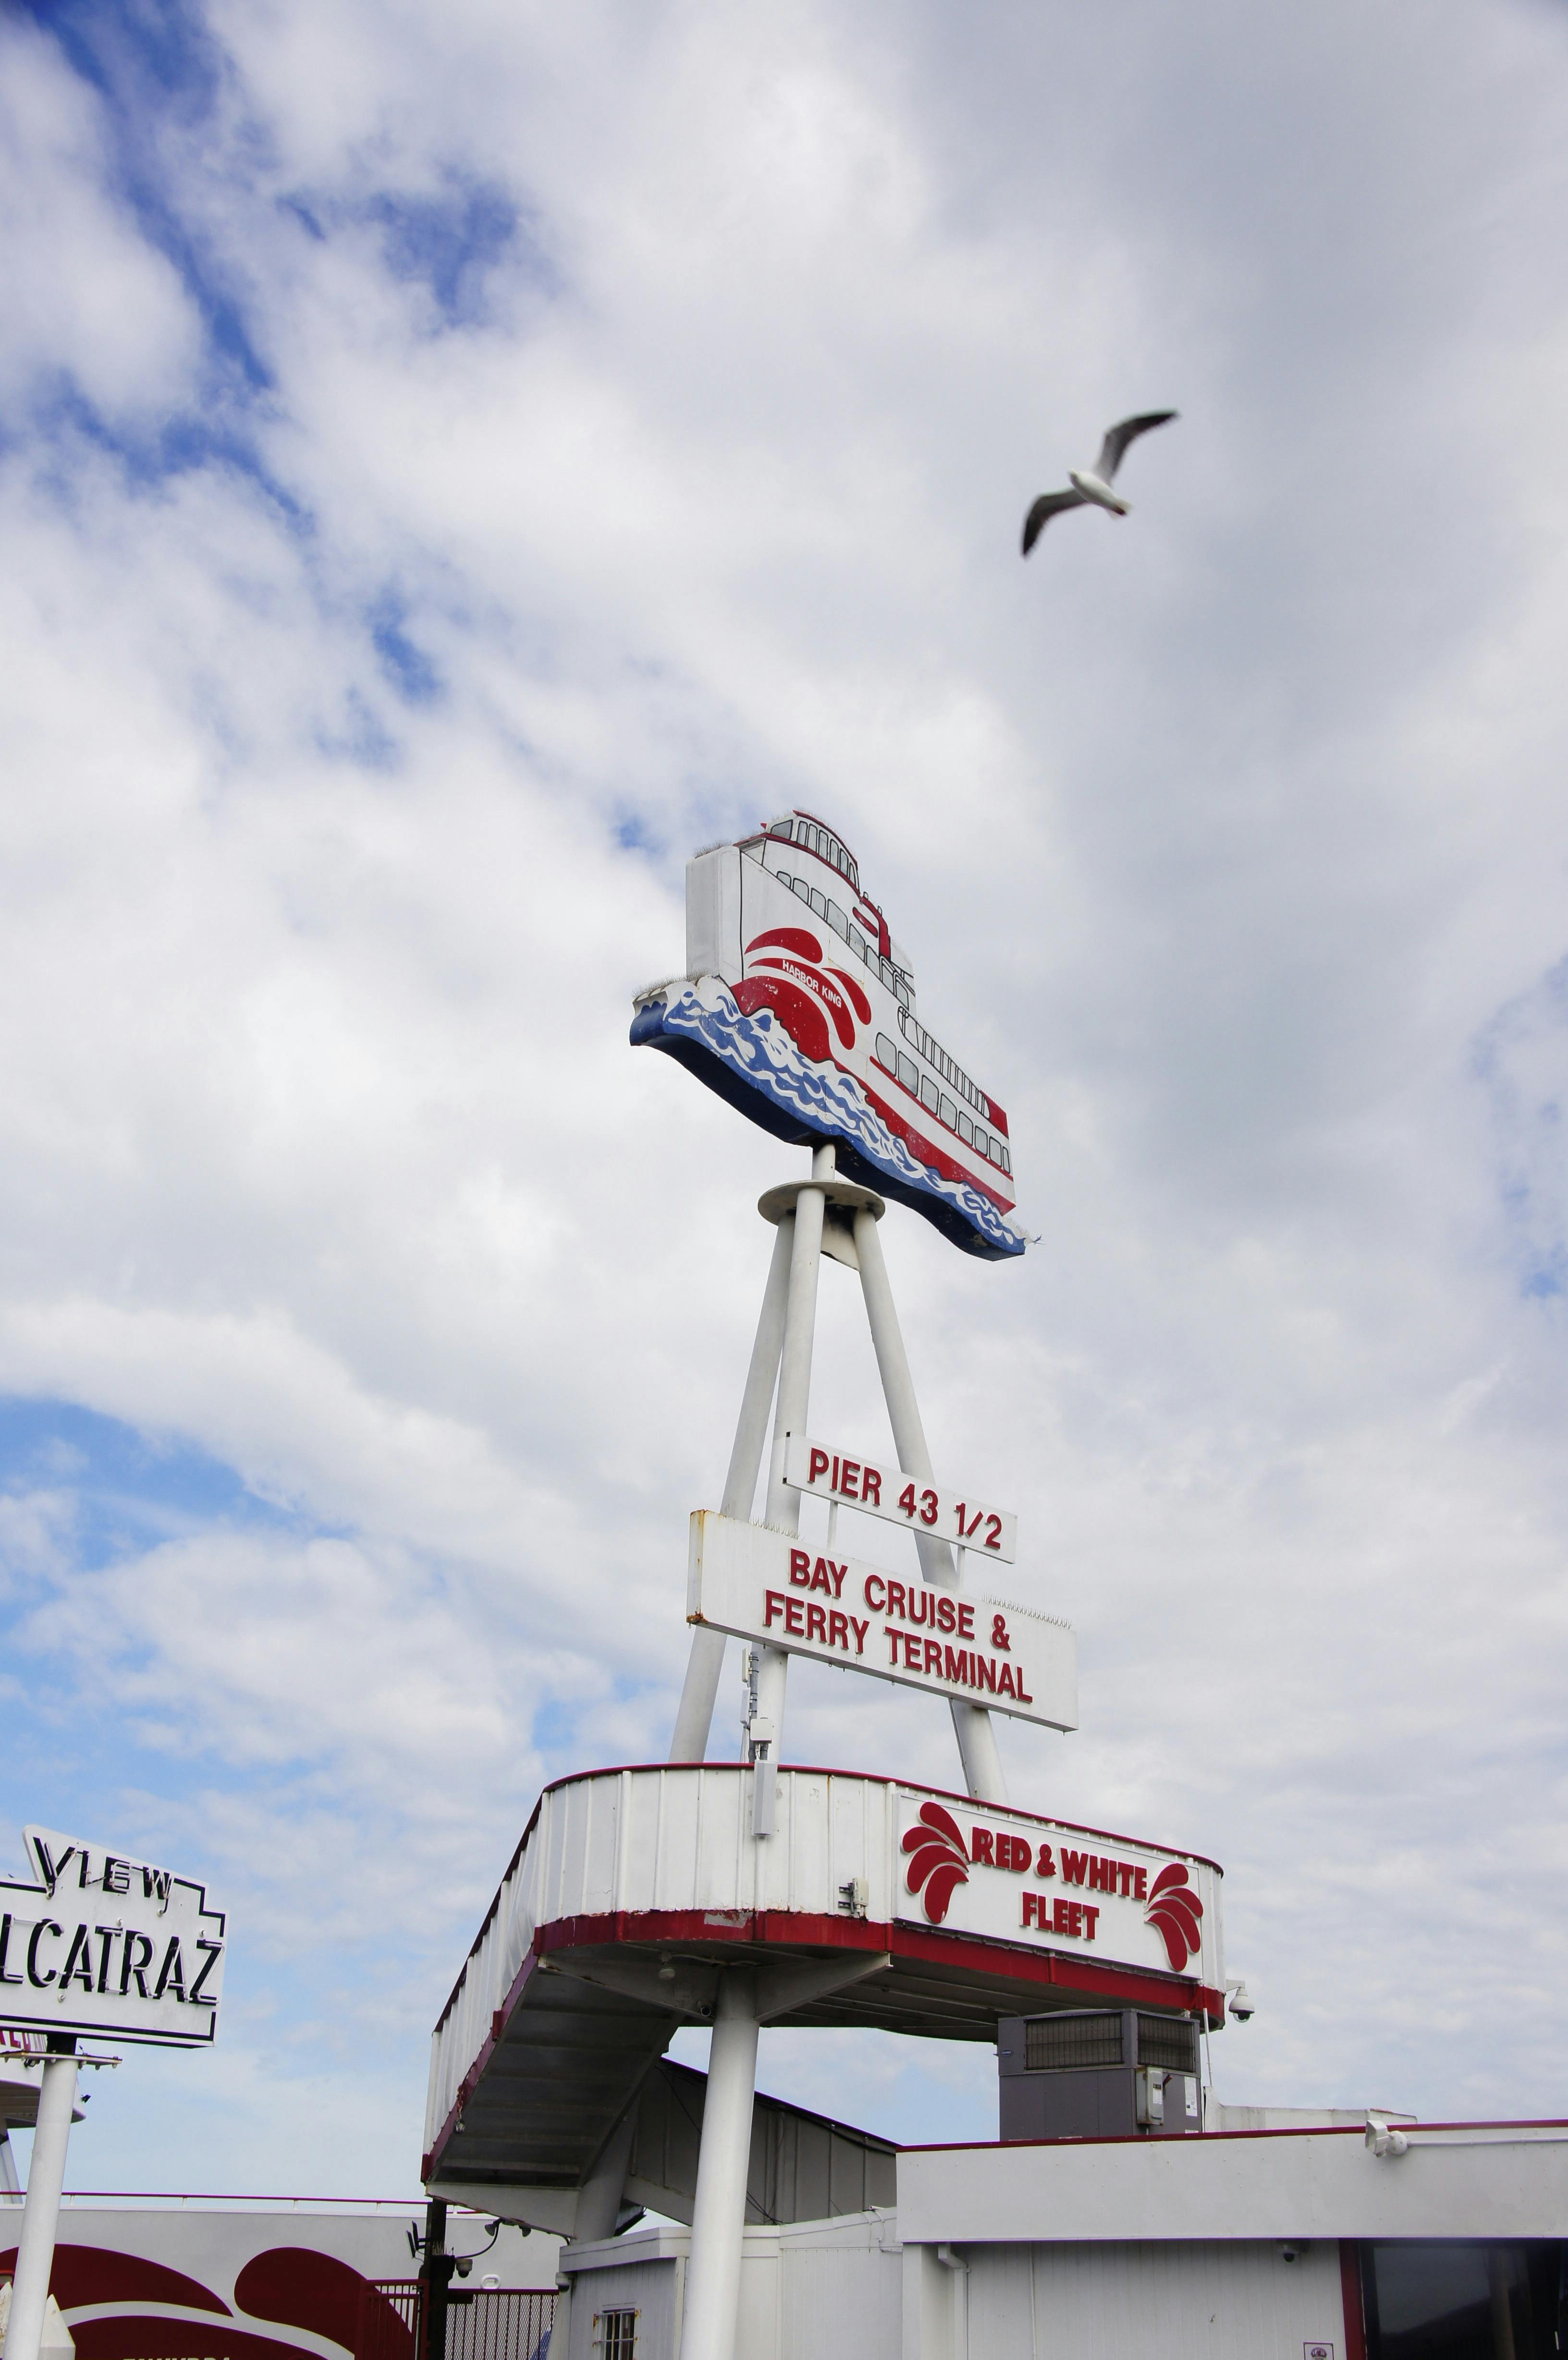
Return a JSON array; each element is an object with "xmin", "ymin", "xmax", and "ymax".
[
  {"xmin": 750, "ymin": 1148, "xmax": 832, "ymax": 1831},
  {"xmin": 5, "ymin": 2041, "xmax": 78, "ymax": 2360},
  {"xmin": 670, "ymin": 1216, "xmax": 796, "ymax": 1762},
  {"xmin": 675, "ymin": 1973, "xmax": 759, "ymax": 2360},
  {"xmin": 853, "ymin": 1208, "xmax": 1008, "ymax": 1806},
  {"xmin": 572, "ymin": 2101, "xmax": 639, "ymax": 2245}
]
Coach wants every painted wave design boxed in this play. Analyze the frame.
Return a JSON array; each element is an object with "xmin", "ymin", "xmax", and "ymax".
[{"xmin": 642, "ymin": 978, "xmax": 1025, "ymax": 1258}]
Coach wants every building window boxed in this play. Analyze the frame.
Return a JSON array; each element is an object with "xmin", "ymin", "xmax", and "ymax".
[
  {"xmin": 594, "ymin": 2311, "xmax": 638, "ymax": 2360},
  {"xmin": 1359, "ymin": 2242, "xmax": 1563, "ymax": 2358}
]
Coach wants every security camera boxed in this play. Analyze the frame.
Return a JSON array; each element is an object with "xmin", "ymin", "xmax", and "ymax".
[
  {"xmin": 1278, "ymin": 2243, "xmax": 1308, "ymax": 2264},
  {"xmin": 454, "ymin": 2258, "xmax": 473, "ymax": 2279},
  {"xmin": 1227, "ymin": 1979, "xmax": 1254, "ymax": 2023}
]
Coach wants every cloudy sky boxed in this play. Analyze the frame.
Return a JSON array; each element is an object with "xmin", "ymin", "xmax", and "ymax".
[{"xmin": 4, "ymin": 0, "xmax": 1568, "ymax": 2195}]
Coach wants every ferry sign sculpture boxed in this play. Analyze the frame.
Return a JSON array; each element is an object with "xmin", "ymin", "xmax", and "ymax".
[
  {"xmin": 632, "ymin": 812, "xmax": 1026, "ymax": 1261},
  {"xmin": 424, "ymin": 808, "xmax": 1225, "ymax": 2360}
]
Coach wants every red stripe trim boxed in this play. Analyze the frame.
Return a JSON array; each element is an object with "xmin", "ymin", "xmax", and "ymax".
[
  {"xmin": 531, "ymin": 1907, "xmax": 1218, "ymax": 2018},
  {"xmin": 863, "ymin": 1070, "xmax": 1013, "ymax": 1209},
  {"xmin": 1340, "ymin": 2241, "xmax": 1367, "ymax": 2360}
]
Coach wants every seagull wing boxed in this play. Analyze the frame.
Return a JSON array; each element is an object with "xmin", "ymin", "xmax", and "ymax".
[
  {"xmin": 1021, "ymin": 488, "xmax": 1087, "ymax": 554},
  {"xmin": 1095, "ymin": 409, "xmax": 1178, "ymax": 483}
]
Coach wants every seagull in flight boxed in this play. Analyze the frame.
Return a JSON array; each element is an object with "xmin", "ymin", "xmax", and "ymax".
[{"xmin": 1021, "ymin": 411, "xmax": 1177, "ymax": 555}]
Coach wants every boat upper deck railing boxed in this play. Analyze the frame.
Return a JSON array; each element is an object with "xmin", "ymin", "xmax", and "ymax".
[
  {"xmin": 750, "ymin": 843, "xmax": 914, "ymax": 1008},
  {"xmin": 764, "ymin": 811, "xmax": 859, "ymax": 894}
]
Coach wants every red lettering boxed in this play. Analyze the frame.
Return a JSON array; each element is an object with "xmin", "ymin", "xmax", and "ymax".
[
  {"xmin": 884, "ymin": 1627, "xmax": 905, "ymax": 1667},
  {"xmin": 936, "ymin": 1594, "xmax": 956, "ymax": 1633},
  {"xmin": 1089, "ymin": 1857, "xmax": 1110, "ymax": 1893},
  {"xmin": 862, "ymin": 1468, "xmax": 881, "ymax": 1506},
  {"xmin": 923, "ymin": 1637, "xmax": 943, "ymax": 1676},
  {"xmin": 808, "ymin": 1448, "xmax": 830, "ymax": 1486},
  {"xmin": 1118, "ymin": 1863, "xmax": 1134, "ymax": 1897},
  {"xmin": 810, "ymin": 1558, "xmax": 833, "ymax": 1594},
  {"xmin": 789, "ymin": 1549, "xmax": 811, "ymax": 1586},
  {"xmin": 1134, "ymin": 1867, "xmax": 1148, "ymax": 1901},
  {"xmin": 888, "ymin": 1580, "xmax": 907, "ymax": 1618},
  {"xmin": 1021, "ymin": 1892, "xmax": 1037, "ymax": 1928},
  {"xmin": 829, "ymin": 1560, "xmax": 846, "ymax": 1597},
  {"xmin": 784, "ymin": 1597, "xmax": 804, "ymax": 1635},
  {"xmin": 1017, "ymin": 1675, "xmax": 1033, "ymax": 1704},
  {"xmin": 864, "ymin": 1573, "xmax": 885, "ymax": 1611},
  {"xmin": 910, "ymin": 1588, "xmax": 930, "ymax": 1626},
  {"xmin": 828, "ymin": 1610, "xmax": 848, "ymax": 1650},
  {"xmin": 1061, "ymin": 1850, "xmax": 1089, "ymax": 1885},
  {"xmin": 978, "ymin": 1656, "xmax": 998, "ymax": 1693},
  {"xmin": 764, "ymin": 1590, "xmax": 786, "ymax": 1629},
  {"xmin": 944, "ymin": 1644, "xmax": 968, "ymax": 1685},
  {"xmin": 957, "ymin": 1603, "xmax": 974, "ymax": 1638},
  {"xmin": 1052, "ymin": 1898, "xmax": 1070, "ymax": 1934},
  {"xmin": 849, "ymin": 1616, "xmax": 868, "ymax": 1655},
  {"xmin": 997, "ymin": 1662, "xmax": 1017, "ymax": 1699},
  {"xmin": 1082, "ymin": 1906, "xmax": 1099, "ymax": 1941},
  {"xmin": 1066, "ymin": 1902, "xmax": 1083, "ymax": 1939},
  {"xmin": 1036, "ymin": 1843, "xmax": 1056, "ymax": 1879},
  {"xmin": 842, "ymin": 1461, "xmax": 860, "ymax": 1499},
  {"xmin": 971, "ymin": 1828, "xmax": 995, "ymax": 1866},
  {"xmin": 806, "ymin": 1602, "xmax": 827, "ymax": 1642}
]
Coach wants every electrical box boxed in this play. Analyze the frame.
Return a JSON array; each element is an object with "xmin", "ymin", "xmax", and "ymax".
[{"xmin": 997, "ymin": 2009, "xmax": 1202, "ymax": 2141}]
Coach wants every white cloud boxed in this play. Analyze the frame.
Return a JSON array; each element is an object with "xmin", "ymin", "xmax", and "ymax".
[{"xmin": 2, "ymin": 0, "xmax": 1568, "ymax": 2187}]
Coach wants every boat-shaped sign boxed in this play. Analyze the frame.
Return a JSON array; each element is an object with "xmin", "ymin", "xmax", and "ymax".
[{"xmin": 632, "ymin": 812, "xmax": 1026, "ymax": 1260}]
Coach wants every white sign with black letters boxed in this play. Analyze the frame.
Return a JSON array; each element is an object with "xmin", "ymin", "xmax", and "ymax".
[{"xmin": 0, "ymin": 1827, "xmax": 225, "ymax": 2048}]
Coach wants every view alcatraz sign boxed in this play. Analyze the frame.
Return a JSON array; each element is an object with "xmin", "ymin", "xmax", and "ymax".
[
  {"xmin": 0, "ymin": 1827, "xmax": 225, "ymax": 2047},
  {"xmin": 687, "ymin": 1511, "xmax": 1077, "ymax": 1730},
  {"xmin": 783, "ymin": 1433, "xmax": 1017, "ymax": 1562}
]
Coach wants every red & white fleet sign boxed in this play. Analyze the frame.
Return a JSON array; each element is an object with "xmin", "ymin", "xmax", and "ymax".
[
  {"xmin": 686, "ymin": 1510, "xmax": 1077, "ymax": 1730},
  {"xmin": 894, "ymin": 1788, "xmax": 1221, "ymax": 1986}
]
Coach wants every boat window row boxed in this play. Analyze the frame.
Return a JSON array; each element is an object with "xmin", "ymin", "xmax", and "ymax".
[
  {"xmin": 874, "ymin": 1033, "xmax": 1012, "ymax": 1176},
  {"xmin": 896, "ymin": 1007, "xmax": 992, "ymax": 1122},
  {"xmin": 774, "ymin": 870, "xmax": 912, "ymax": 1008},
  {"xmin": 767, "ymin": 814, "xmax": 860, "ymax": 894}
]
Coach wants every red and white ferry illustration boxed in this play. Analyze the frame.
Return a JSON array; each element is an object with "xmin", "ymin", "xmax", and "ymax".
[{"xmin": 632, "ymin": 812, "xmax": 1024, "ymax": 1258}]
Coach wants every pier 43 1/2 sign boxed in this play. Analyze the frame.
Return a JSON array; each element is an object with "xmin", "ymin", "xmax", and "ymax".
[
  {"xmin": 687, "ymin": 1511, "xmax": 1077, "ymax": 1731},
  {"xmin": 0, "ymin": 1827, "xmax": 225, "ymax": 2048}
]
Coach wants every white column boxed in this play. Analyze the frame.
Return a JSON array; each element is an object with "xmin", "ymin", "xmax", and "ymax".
[
  {"xmin": 853, "ymin": 1208, "xmax": 1008, "ymax": 1806},
  {"xmin": 0, "ymin": 2126, "xmax": 21, "ymax": 2198},
  {"xmin": 572, "ymin": 2102, "xmax": 639, "ymax": 2245},
  {"xmin": 671, "ymin": 1215, "xmax": 795, "ymax": 1762},
  {"xmin": 750, "ymin": 1147, "xmax": 832, "ymax": 1828},
  {"xmin": 676, "ymin": 1974, "xmax": 759, "ymax": 2360},
  {"xmin": 5, "ymin": 2045, "xmax": 78, "ymax": 2360}
]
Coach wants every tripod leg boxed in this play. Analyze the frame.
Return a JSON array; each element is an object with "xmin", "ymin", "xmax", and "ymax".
[
  {"xmin": 670, "ymin": 1215, "xmax": 794, "ymax": 1762},
  {"xmin": 853, "ymin": 1207, "xmax": 1008, "ymax": 1806},
  {"xmin": 749, "ymin": 1149, "xmax": 831, "ymax": 1830}
]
